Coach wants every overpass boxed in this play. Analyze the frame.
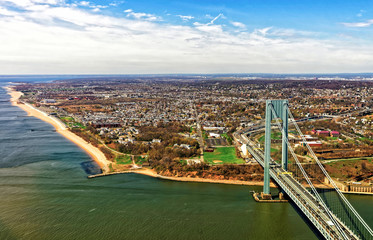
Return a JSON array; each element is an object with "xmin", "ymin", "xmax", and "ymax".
[{"xmin": 234, "ymin": 100, "xmax": 373, "ymax": 240}]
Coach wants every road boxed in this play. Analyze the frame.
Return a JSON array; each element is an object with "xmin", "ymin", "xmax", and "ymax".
[{"xmin": 233, "ymin": 128, "xmax": 359, "ymax": 240}]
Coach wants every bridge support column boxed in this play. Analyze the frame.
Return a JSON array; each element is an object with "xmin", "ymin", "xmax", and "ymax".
[
  {"xmin": 263, "ymin": 99, "xmax": 289, "ymax": 195},
  {"xmin": 263, "ymin": 100, "xmax": 272, "ymax": 194},
  {"xmin": 281, "ymin": 100, "xmax": 288, "ymax": 171}
]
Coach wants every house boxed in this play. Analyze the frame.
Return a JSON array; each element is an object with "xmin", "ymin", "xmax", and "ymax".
[
  {"xmin": 209, "ymin": 132, "xmax": 220, "ymax": 138},
  {"xmin": 330, "ymin": 131, "xmax": 340, "ymax": 137},
  {"xmin": 41, "ymin": 99, "xmax": 56, "ymax": 104},
  {"xmin": 316, "ymin": 130, "xmax": 330, "ymax": 136},
  {"xmin": 300, "ymin": 141, "xmax": 322, "ymax": 147}
]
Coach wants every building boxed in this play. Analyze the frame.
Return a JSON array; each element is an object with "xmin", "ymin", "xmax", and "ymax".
[
  {"xmin": 240, "ymin": 144, "xmax": 248, "ymax": 158},
  {"xmin": 300, "ymin": 141, "xmax": 322, "ymax": 147},
  {"xmin": 330, "ymin": 131, "xmax": 340, "ymax": 137}
]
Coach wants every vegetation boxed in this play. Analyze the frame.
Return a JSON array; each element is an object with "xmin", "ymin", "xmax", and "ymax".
[
  {"xmin": 135, "ymin": 156, "xmax": 147, "ymax": 165},
  {"xmin": 115, "ymin": 155, "xmax": 132, "ymax": 165},
  {"xmin": 221, "ymin": 133, "xmax": 233, "ymax": 145},
  {"xmin": 258, "ymin": 132, "xmax": 282, "ymax": 143},
  {"xmin": 60, "ymin": 116, "xmax": 86, "ymax": 129},
  {"xmin": 204, "ymin": 147, "xmax": 245, "ymax": 165},
  {"xmin": 150, "ymin": 159, "xmax": 264, "ymax": 181}
]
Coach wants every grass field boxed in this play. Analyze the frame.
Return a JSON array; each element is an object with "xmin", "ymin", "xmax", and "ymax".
[
  {"xmin": 258, "ymin": 132, "xmax": 282, "ymax": 143},
  {"xmin": 135, "ymin": 156, "xmax": 147, "ymax": 165},
  {"xmin": 204, "ymin": 147, "xmax": 245, "ymax": 165},
  {"xmin": 115, "ymin": 155, "xmax": 132, "ymax": 165},
  {"xmin": 60, "ymin": 116, "xmax": 86, "ymax": 129}
]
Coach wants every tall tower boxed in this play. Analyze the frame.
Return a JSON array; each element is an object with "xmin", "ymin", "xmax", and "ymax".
[{"xmin": 263, "ymin": 100, "xmax": 289, "ymax": 195}]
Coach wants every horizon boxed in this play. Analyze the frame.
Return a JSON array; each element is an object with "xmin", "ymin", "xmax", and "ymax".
[
  {"xmin": 2, "ymin": 0, "xmax": 373, "ymax": 74},
  {"xmin": 2, "ymin": 72, "xmax": 373, "ymax": 76}
]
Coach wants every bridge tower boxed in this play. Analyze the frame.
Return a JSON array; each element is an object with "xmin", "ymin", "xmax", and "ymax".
[{"xmin": 263, "ymin": 100, "xmax": 288, "ymax": 195}]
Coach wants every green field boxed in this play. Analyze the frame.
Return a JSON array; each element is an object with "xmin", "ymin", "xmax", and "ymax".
[
  {"xmin": 221, "ymin": 133, "xmax": 233, "ymax": 144},
  {"xmin": 115, "ymin": 155, "xmax": 132, "ymax": 165},
  {"xmin": 271, "ymin": 148, "xmax": 279, "ymax": 153},
  {"xmin": 258, "ymin": 132, "xmax": 282, "ymax": 143},
  {"xmin": 135, "ymin": 156, "xmax": 147, "ymax": 165},
  {"xmin": 326, "ymin": 137, "xmax": 339, "ymax": 141},
  {"xmin": 60, "ymin": 117, "xmax": 86, "ymax": 129},
  {"xmin": 204, "ymin": 147, "xmax": 245, "ymax": 165}
]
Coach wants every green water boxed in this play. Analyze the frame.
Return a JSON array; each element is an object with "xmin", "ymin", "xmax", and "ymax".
[
  {"xmin": 0, "ymin": 164, "xmax": 319, "ymax": 240},
  {"xmin": 0, "ymin": 79, "xmax": 372, "ymax": 240}
]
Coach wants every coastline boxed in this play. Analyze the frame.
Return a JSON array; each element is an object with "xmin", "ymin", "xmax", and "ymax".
[
  {"xmin": 90, "ymin": 167, "xmax": 277, "ymax": 187},
  {"xmin": 4, "ymin": 86, "xmax": 111, "ymax": 173},
  {"xmin": 4, "ymin": 86, "xmax": 271, "ymax": 187},
  {"xmin": 4, "ymin": 86, "xmax": 372, "ymax": 193},
  {"xmin": 135, "ymin": 168, "xmax": 277, "ymax": 187}
]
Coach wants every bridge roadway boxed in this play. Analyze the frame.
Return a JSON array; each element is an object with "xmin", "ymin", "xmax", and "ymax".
[{"xmin": 234, "ymin": 131, "xmax": 359, "ymax": 240}]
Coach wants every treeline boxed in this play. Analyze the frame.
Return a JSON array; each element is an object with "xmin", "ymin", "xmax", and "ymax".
[
  {"xmin": 117, "ymin": 142, "xmax": 150, "ymax": 155},
  {"xmin": 148, "ymin": 143, "xmax": 198, "ymax": 160},
  {"xmin": 137, "ymin": 122, "xmax": 189, "ymax": 141},
  {"xmin": 71, "ymin": 128, "xmax": 115, "ymax": 161},
  {"xmin": 116, "ymin": 122, "xmax": 199, "ymax": 158},
  {"xmin": 150, "ymin": 159, "xmax": 264, "ymax": 181},
  {"xmin": 71, "ymin": 128, "xmax": 100, "ymax": 147}
]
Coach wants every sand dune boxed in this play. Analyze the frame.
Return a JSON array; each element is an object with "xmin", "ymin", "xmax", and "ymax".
[{"xmin": 4, "ymin": 86, "xmax": 110, "ymax": 173}]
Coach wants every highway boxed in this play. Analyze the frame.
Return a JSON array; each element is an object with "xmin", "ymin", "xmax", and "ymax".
[{"xmin": 233, "ymin": 130, "xmax": 360, "ymax": 240}]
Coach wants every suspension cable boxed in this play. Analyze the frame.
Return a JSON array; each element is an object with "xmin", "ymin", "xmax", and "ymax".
[
  {"xmin": 288, "ymin": 110, "xmax": 373, "ymax": 237},
  {"xmin": 269, "ymin": 105, "xmax": 350, "ymax": 239}
]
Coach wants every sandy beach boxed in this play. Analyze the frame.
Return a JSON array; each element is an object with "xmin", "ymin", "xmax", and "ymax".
[
  {"xmin": 3, "ymin": 86, "xmax": 343, "ymax": 191},
  {"xmin": 89, "ymin": 167, "xmax": 277, "ymax": 187},
  {"xmin": 4, "ymin": 86, "xmax": 111, "ymax": 173},
  {"xmin": 135, "ymin": 168, "xmax": 277, "ymax": 187}
]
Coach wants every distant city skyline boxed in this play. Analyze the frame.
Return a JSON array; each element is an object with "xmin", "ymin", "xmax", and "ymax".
[{"xmin": 1, "ymin": 0, "xmax": 373, "ymax": 74}]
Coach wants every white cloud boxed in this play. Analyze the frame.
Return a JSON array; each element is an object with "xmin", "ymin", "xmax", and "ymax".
[
  {"xmin": 124, "ymin": 9, "xmax": 160, "ymax": 21},
  {"xmin": 79, "ymin": 1, "xmax": 89, "ymax": 7},
  {"xmin": 109, "ymin": 1, "xmax": 123, "ymax": 7},
  {"xmin": 177, "ymin": 15, "xmax": 194, "ymax": 21},
  {"xmin": 342, "ymin": 19, "xmax": 373, "ymax": 27},
  {"xmin": 231, "ymin": 21, "xmax": 245, "ymax": 29},
  {"xmin": 1, "ymin": 2, "xmax": 373, "ymax": 74}
]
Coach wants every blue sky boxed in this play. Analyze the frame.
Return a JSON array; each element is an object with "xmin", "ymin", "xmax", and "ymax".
[{"xmin": 1, "ymin": 0, "xmax": 373, "ymax": 74}]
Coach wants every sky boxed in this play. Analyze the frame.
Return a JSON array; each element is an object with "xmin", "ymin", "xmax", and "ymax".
[{"xmin": 1, "ymin": 0, "xmax": 373, "ymax": 74}]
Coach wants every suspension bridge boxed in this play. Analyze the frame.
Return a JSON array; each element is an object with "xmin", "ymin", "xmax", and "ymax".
[{"xmin": 235, "ymin": 100, "xmax": 373, "ymax": 240}]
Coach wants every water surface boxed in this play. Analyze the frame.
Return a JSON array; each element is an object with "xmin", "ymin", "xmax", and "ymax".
[{"xmin": 0, "ymin": 77, "xmax": 371, "ymax": 240}]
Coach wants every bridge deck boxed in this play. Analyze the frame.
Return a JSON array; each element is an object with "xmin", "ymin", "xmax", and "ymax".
[{"xmin": 236, "ymin": 132, "xmax": 359, "ymax": 240}]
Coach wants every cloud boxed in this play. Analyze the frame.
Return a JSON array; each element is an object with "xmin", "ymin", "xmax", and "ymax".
[
  {"xmin": 79, "ymin": 1, "xmax": 89, "ymax": 7},
  {"xmin": 342, "ymin": 19, "xmax": 373, "ymax": 27},
  {"xmin": 124, "ymin": 9, "xmax": 160, "ymax": 21},
  {"xmin": 109, "ymin": 1, "xmax": 123, "ymax": 7},
  {"xmin": 76, "ymin": 1, "xmax": 108, "ymax": 11},
  {"xmin": 255, "ymin": 27, "xmax": 272, "ymax": 36},
  {"xmin": 231, "ymin": 21, "xmax": 245, "ymax": 29},
  {"xmin": 177, "ymin": 15, "xmax": 194, "ymax": 21},
  {"xmin": 0, "ymin": 0, "xmax": 63, "ymax": 8},
  {"xmin": 1, "ymin": 1, "xmax": 373, "ymax": 74}
]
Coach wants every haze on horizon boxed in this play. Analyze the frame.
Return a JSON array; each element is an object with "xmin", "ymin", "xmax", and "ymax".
[{"xmin": 1, "ymin": 0, "xmax": 373, "ymax": 74}]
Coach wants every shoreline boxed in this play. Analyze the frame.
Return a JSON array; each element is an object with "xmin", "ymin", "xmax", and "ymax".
[
  {"xmin": 90, "ymin": 167, "xmax": 278, "ymax": 187},
  {"xmin": 4, "ymin": 86, "xmax": 373, "ymax": 194},
  {"xmin": 4, "ymin": 86, "xmax": 111, "ymax": 173}
]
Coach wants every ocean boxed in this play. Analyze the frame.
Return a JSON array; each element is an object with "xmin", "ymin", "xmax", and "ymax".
[{"xmin": 0, "ymin": 76, "xmax": 371, "ymax": 240}]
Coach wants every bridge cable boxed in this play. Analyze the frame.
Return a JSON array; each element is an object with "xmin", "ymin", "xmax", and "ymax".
[
  {"xmin": 269, "ymin": 105, "xmax": 351, "ymax": 240},
  {"xmin": 287, "ymin": 109, "xmax": 373, "ymax": 237}
]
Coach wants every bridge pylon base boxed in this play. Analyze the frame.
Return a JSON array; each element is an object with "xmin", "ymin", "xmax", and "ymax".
[
  {"xmin": 252, "ymin": 192, "xmax": 288, "ymax": 203},
  {"xmin": 261, "ymin": 192, "xmax": 272, "ymax": 200}
]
